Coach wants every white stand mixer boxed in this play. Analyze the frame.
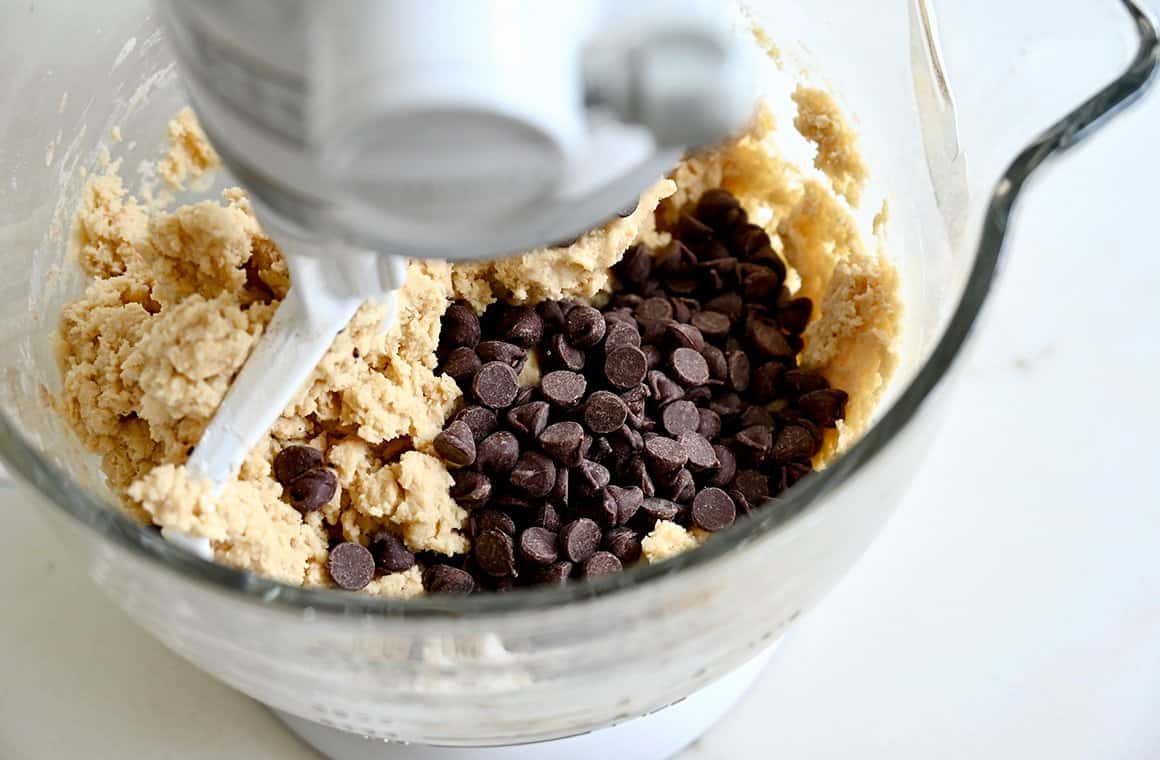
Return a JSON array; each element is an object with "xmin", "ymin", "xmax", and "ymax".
[
  {"xmin": 156, "ymin": 1, "xmax": 759, "ymax": 756},
  {"xmin": 158, "ymin": 0, "xmax": 754, "ymax": 491}
]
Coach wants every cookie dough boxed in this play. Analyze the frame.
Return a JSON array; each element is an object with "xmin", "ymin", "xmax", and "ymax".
[{"xmin": 54, "ymin": 92, "xmax": 900, "ymax": 593}]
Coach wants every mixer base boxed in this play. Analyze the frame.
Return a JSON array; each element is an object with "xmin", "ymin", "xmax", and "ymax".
[{"xmin": 272, "ymin": 641, "xmax": 778, "ymax": 760}]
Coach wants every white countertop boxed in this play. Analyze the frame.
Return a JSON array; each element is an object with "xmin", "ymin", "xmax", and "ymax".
[{"xmin": 3, "ymin": 26, "xmax": 1160, "ymax": 760}]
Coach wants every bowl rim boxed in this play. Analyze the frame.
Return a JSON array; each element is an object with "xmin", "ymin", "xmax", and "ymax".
[{"xmin": 4, "ymin": 0, "xmax": 1157, "ymax": 620}]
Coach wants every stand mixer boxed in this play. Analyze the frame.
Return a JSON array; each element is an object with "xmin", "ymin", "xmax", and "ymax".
[{"xmin": 156, "ymin": 0, "xmax": 755, "ymax": 527}]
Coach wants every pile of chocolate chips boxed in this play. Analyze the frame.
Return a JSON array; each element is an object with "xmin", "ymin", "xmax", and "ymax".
[
  {"xmin": 426, "ymin": 188, "xmax": 849, "ymax": 593},
  {"xmin": 274, "ymin": 444, "xmax": 416, "ymax": 591}
]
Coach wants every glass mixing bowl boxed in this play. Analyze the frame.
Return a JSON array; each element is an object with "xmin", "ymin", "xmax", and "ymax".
[{"xmin": 0, "ymin": 0, "xmax": 1155, "ymax": 750}]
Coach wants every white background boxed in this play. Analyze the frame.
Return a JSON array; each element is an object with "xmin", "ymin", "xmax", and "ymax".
[{"xmin": 3, "ymin": 10, "xmax": 1160, "ymax": 760}]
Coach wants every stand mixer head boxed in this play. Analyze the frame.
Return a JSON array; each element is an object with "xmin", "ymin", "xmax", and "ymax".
[
  {"xmin": 154, "ymin": 0, "xmax": 755, "ymax": 528},
  {"xmin": 160, "ymin": 0, "xmax": 754, "ymax": 259}
]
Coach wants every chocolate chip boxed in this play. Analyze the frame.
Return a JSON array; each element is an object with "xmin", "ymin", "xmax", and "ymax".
[
  {"xmin": 542, "ymin": 333, "xmax": 586, "ymax": 372},
  {"xmin": 614, "ymin": 424, "xmax": 645, "ymax": 452},
  {"xmin": 606, "ymin": 433, "xmax": 635, "ymax": 466},
  {"xmin": 583, "ymin": 551, "xmax": 623, "ymax": 577},
  {"xmin": 702, "ymin": 345, "xmax": 728, "ymax": 381},
  {"xmin": 475, "ymin": 529, "xmax": 518, "ymax": 577},
  {"xmin": 745, "ymin": 319, "xmax": 794, "ymax": 361},
  {"xmin": 477, "ymin": 430, "xmax": 520, "ymax": 474},
  {"xmin": 691, "ymin": 488, "xmax": 736, "ymax": 532},
  {"xmin": 661, "ymin": 400, "xmax": 700, "ymax": 436},
  {"xmin": 470, "ymin": 509, "xmax": 516, "ymax": 538},
  {"xmin": 441, "ymin": 346, "xmax": 482, "ymax": 385},
  {"xmin": 534, "ymin": 561, "xmax": 574, "ymax": 586},
  {"xmin": 328, "ymin": 542, "xmax": 376, "ymax": 591},
  {"xmin": 644, "ymin": 435, "xmax": 688, "ymax": 474},
  {"xmin": 623, "ymin": 457, "xmax": 656, "ymax": 498},
  {"xmin": 770, "ymin": 424, "xmax": 820, "ymax": 463},
  {"xmin": 729, "ymin": 488, "xmax": 752, "ymax": 515},
  {"xmin": 733, "ymin": 470, "xmax": 770, "ymax": 506},
  {"xmin": 679, "ymin": 431, "xmax": 719, "ymax": 471},
  {"xmin": 695, "ymin": 188, "xmax": 746, "ymax": 230},
  {"xmin": 286, "ymin": 468, "xmax": 337, "ymax": 512},
  {"xmin": 604, "ymin": 527, "xmax": 642, "ymax": 563},
  {"xmin": 506, "ymin": 401, "xmax": 550, "ymax": 439},
  {"xmin": 434, "ymin": 420, "xmax": 476, "ymax": 467},
  {"xmin": 595, "ymin": 489, "xmax": 619, "ymax": 526},
  {"xmin": 780, "ymin": 369, "xmax": 830, "ymax": 397},
  {"xmin": 667, "ymin": 297, "xmax": 693, "ymax": 323},
  {"xmin": 614, "ymin": 244, "xmax": 653, "ymax": 287},
  {"xmin": 709, "ymin": 392, "xmax": 744, "ymax": 419},
  {"xmin": 605, "ymin": 345, "xmax": 648, "ymax": 389},
  {"xmin": 798, "ymin": 388, "xmax": 848, "ymax": 428},
  {"xmin": 565, "ymin": 305, "xmax": 607, "ymax": 348},
  {"xmin": 455, "ymin": 406, "xmax": 498, "ymax": 442},
  {"xmin": 704, "ymin": 292, "xmax": 744, "ymax": 322},
  {"xmin": 670, "ymin": 347, "xmax": 710, "ymax": 386},
  {"xmin": 640, "ymin": 497, "xmax": 680, "ymax": 523},
  {"xmin": 740, "ymin": 405, "xmax": 776, "ymax": 429},
  {"xmin": 518, "ymin": 527, "xmax": 559, "ymax": 566},
  {"xmin": 729, "ymin": 224, "xmax": 772, "ymax": 259},
  {"xmin": 691, "ymin": 310, "xmax": 731, "ymax": 341},
  {"xmin": 777, "ymin": 297, "xmax": 813, "ymax": 334},
  {"xmin": 425, "ymin": 564, "xmax": 475, "ymax": 593},
  {"xmin": 742, "ymin": 269, "xmax": 782, "ymax": 302},
  {"xmin": 584, "ymin": 391, "xmax": 629, "ymax": 434},
  {"xmin": 635, "ymin": 296, "xmax": 673, "ymax": 323},
  {"xmin": 654, "ymin": 240, "xmax": 699, "ymax": 277},
  {"xmin": 736, "ymin": 425, "xmax": 773, "ymax": 462},
  {"xmin": 451, "ymin": 470, "xmax": 491, "ymax": 507},
  {"xmin": 670, "ymin": 278, "xmax": 703, "ymax": 296},
  {"xmin": 613, "ymin": 293, "xmax": 644, "ymax": 308},
  {"xmin": 604, "ymin": 320, "xmax": 642, "ymax": 351},
  {"xmin": 683, "ymin": 385, "xmax": 712, "ymax": 404},
  {"xmin": 646, "ymin": 370, "xmax": 685, "ymax": 404},
  {"xmin": 536, "ymin": 300, "xmax": 567, "ymax": 332},
  {"xmin": 676, "ymin": 213, "xmax": 715, "ymax": 245},
  {"xmin": 643, "ymin": 343, "xmax": 663, "ymax": 370},
  {"xmin": 606, "ymin": 484, "xmax": 644, "ymax": 525},
  {"xmin": 708, "ymin": 445, "xmax": 737, "ymax": 487},
  {"xmin": 750, "ymin": 362, "xmax": 783, "ymax": 403},
  {"xmin": 498, "ymin": 306, "xmax": 543, "ymax": 348},
  {"xmin": 540, "ymin": 421, "xmax": 585, "ymax": 467},
  {"xmin": 369, "ymin": 532, "xmax": 415, "ymax": 573},
  {"xmin": 698, "ymin": 409, "xmax": 722, "ymax": 440},
  {"xmin": 726, "ymin": 351, "xmax": 751, "ymax": 392},
  {"xmin": 780, "ymin": 461, "xmax": 813, "ymax": 490},
  {"xmin": 273, "ymin": 445, "xmax": 324, "ymax": 485},
  {"xmin": 675, "ymin": 330, "xmax": 711, "ymax": 363},
  {"xmin": 605, "ymin": 308, "xmax": 636, "ymax": 327},
  {"xmin": 473, "ymin": 361, "xmax": 520, "ymax": 408},
  {"xmin": 512, "ymin": 381, "xmax": 533, "ymax": 403},
  {"xmin": 664, "ymin": 468, "xmax": 696, "ymax": 503},
  {"xmin": 535, "ymin": 503, "xmax": 563, "ymax": 532},
  {"xmin": 621, "ymin": 383, "xmax": 650, "ymax": 418},
  {"xmin": 559, "ymin": 518, "xmax": 602, "ymax": 563},
  {"xmin": 510, "ymin": 452, "xmax": 556, "ymax": 498},
  {"xmin": 476, "ymin": 340, "xmax": 527, "ymax": 370},
  {"xmin": 575, "ymin": 459, "xmax": 611, "ymax": 500},
  {"xmin": 541, "ymin": 370, "xmax": 587, "ymax": 408},
  {"xmin": 440, "ymin": 302, "xmax": 481, "ymax": 351}
]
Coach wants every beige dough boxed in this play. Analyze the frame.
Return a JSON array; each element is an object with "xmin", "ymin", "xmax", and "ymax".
[
  {"xmin": 641, "ymin": 520, "xmax": 701, "ymax": 563},
  {"xmin": 55, "ymin": 91, "xmax": 900, "ymax": 593}
]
